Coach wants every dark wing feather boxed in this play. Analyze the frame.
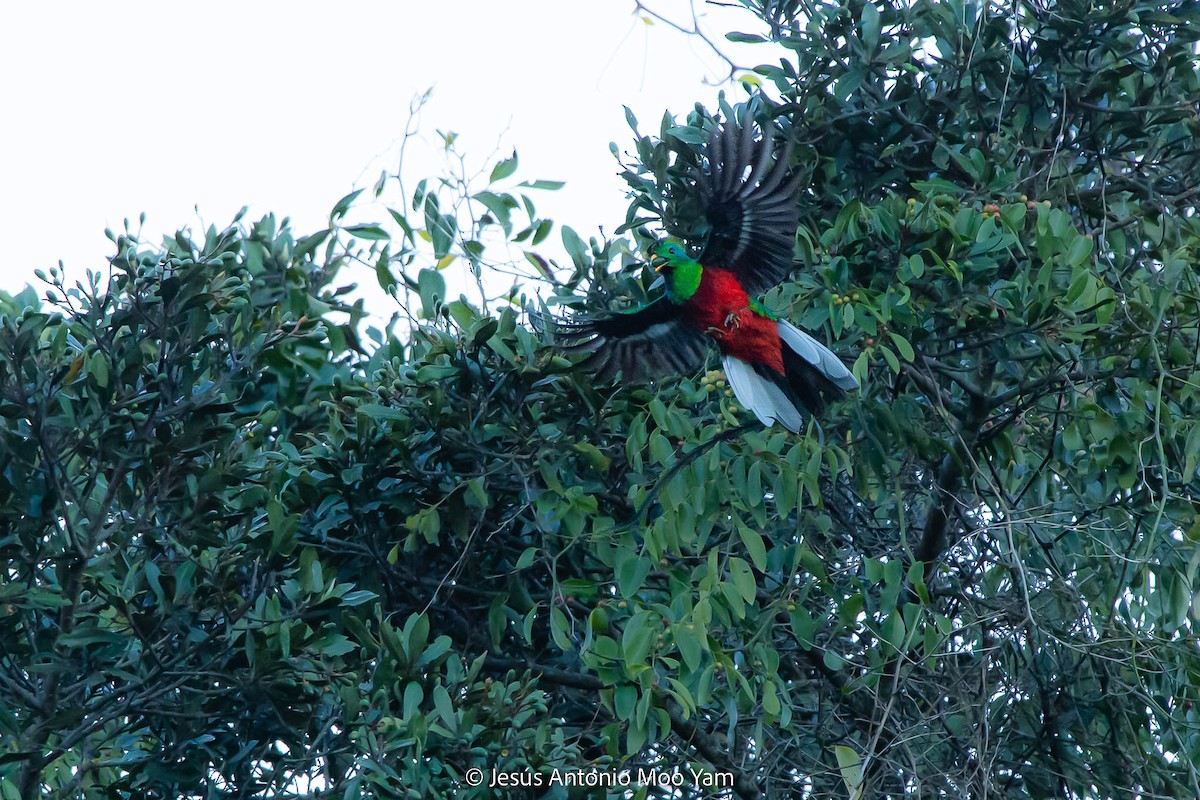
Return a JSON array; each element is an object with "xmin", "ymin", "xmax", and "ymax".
[
  {"xmin": 695, "ymin": 115, "xmax": 802, "ymax": 296},
  {"xmin": 554, "ymin": 298, "xmax": 710, "ymax": 384}
]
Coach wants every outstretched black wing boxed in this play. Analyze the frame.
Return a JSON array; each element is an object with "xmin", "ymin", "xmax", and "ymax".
[
  {"xmin": 695, "ymin": 114, "xmax": 802, "ymax": 296},
  {"xmin": 554, "ymin": 298, "xmax": 710, "ymax": 384}
]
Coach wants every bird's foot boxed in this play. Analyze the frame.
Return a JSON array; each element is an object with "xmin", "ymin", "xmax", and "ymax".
[{"xmin": 724, "ymin": 311, "xmax": 743, "ymax": 330}]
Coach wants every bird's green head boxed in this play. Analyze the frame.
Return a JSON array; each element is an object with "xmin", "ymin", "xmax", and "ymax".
[{"xmin": 649, "ymin": 238, "xmax": 701, "ymax": 302}]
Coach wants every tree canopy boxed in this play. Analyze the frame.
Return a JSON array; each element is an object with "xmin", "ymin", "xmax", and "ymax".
[{"xmin": 3, "ymin": 1, "xmax": 1200, "ymax": 798}]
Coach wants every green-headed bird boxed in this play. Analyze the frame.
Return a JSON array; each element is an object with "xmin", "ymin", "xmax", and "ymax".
[{"xmin": 558, "ymin": 111, "xmax": 858, "ymax": 432}]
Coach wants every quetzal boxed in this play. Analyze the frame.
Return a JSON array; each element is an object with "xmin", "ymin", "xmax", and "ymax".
[{"xmin": 559, "ymin": 111, "xmax": 858, "ymax": 432}]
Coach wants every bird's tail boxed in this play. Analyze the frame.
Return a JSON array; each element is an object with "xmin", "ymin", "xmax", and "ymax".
[{"xmin": 722, "ymin": 320, "xmax": 858, "ymax": 432}]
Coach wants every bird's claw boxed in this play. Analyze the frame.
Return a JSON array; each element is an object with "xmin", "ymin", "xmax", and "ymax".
[{"xmin": 724, "ymin": 312, "xmax": 742, "ymax": 330}]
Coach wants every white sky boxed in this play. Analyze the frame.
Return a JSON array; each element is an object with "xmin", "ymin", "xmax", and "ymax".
[{"xmin": 0, "ymin": 1, "xmax": 773, "ymax": 319}]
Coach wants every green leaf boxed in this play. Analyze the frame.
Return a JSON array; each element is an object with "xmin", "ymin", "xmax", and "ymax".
[
  {"xmin": 417, "ymin": 268, "xmax": 446, "ymax": 318},
  {"xmin": 613, "ymin": 684, "xmax": 638, "ymax": 720},
  {"xmin": 572, "ymin": 442, "xmax": 611, "ymax": 473},
  {"xmin": 561, "ymin": 225, "xmax": 590, "ymax": 269},
  {"xmin": 674, "ymin": 623, "xmax": 705, "ymax": 672},
  {"xmin": 550, "ymin": 606, "xmax": 573, "ymax": 651},
  {"xmin": 667, "ymin": 125, "xmax": 708, "ymax": 144},
  {"xmin": 375, "ymin": 254, "xmax": 396, "ymax": 293},
  {"xmin": 403, "ymin": 682, "xmax": 424, "ymax": 719},
  {"xmin": 515, "ymin": 547, "xmax": 537, "ymax": 570},
  {"xmin": 623, "ymin": 105, "xmax": 638, "ymax": 132},
  {"xmin": 345, "ymin": 224, "xmax": 389, "ymax": 241},
  {"xmin": 879, "ymin": 344, "xmax": 901, "ymax": 373},
  {"xmin": 621, "ymin": 610, "xmax": 654, "ymax": 668},
  {"xmin": 880, "ymin": 611, "xmax": 906, "ymax": 652},
  {"xmin": 907, "ymin": 252, "xmax": 926, "ymax": 278},
  {"xmin": 518, "ymin": 179, "xmax": 565, "ymax": 190},
  {"xmin": 888, "ymin": 332, "xmax": 915, "ymax": 361},
  {"xmin": 789, "ymin": 605, "xmax": 817, "ymax": 648},
  {"xmin": 473, "ymin": 190, "xmax": 513, "ymax": 235},
  {"xmin": 331, "ymin": 188, "xmax": 363, "ymax": 219},
  {"xmin": 617, "ymin": 549, "xmax": 652, "ymax": 598},
  {"xmin": 761, "ymin": 681, "xmax": 781, "ymax": 716},
  {"xmin": 357, "ymin": 404, "xmax": 407, "ymax": 422},
  {"xmin": 423, "ymin": 195, "xmax": 457, "ymax": 258},
  {"xmin": 1183, "ymin": 422, "xmax": 1200, "ymax": 481},
  {"xmin": 57, "ymin": 626, "xmax": 125, "ymax": 649},
  {"xmin": 860, "ymin": 3, "xmax": 881, "ymax": 50},
  {"xmin": 910, "ymin": 179, "xmax": 966, "ymax": 196},
  {"xmin": 729, "ymin": 557, "xmax": 757, "ymax": 604},
  {"xmin": 1066, "ymin": 234, "xmax": 1094, "ymax": 267},
  {"xmin": 432, "ymin": 684, "xmax": 456, "ymax": 730},
  {"xmin": 490, "ymin": 151, "xmax": 518, "ymax": 183},
  {"xmin": 737, "ymin": 522, "xmax": 768, "ymax": 570},
  {"xmin": 852, "ymin": 350, "xmax": 870, "ymax": 386},
  {"xmin": 834, "ymin": 745, "xmax": 864, "ymax": 799},
  {"xmin": 295, "ymin": 229, "xmax": 331, "ymax": 260},
  {"xmin": 649, "ymin": 431, "xmax": 674, "ymax": 466}
]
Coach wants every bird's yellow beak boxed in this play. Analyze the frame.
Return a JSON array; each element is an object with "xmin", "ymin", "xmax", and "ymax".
[{"xmin": 647, "ymin": 240, "xmax": 669, "ymax": 272}]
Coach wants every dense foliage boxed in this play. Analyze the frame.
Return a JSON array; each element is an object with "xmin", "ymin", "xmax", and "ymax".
[{"xmin": 3, "ymin": 1, "xmax": 1200, "ymax": 797}]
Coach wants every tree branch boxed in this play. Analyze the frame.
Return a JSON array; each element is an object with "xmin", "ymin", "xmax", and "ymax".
[
  {"xmin": 663, "ymin": 697, "xmax": 762, "ymax": 800},
  {"xmin": 484, "ymin": 655, "xmax": 604, "ymax": 691},
  {"xmin": 914, "ymin": 360, "xmax": 995, "ymax": 581}
]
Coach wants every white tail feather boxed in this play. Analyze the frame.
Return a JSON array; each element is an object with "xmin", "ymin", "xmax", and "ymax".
[
  {"xmin": 776, "ymin": 319, "xmax": 859, "ymax": 391},
  {"xmin": 722, "ymin": 355, "xmax": 804, "ymax": 432}
]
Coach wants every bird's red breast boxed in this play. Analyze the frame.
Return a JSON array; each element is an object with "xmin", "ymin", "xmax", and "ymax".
[{"xmin": 684, "ymin": 267, "xmax": 785, "ymax": 374}]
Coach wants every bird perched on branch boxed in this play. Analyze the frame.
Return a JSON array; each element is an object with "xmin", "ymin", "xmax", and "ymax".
[{"xmin": 558, "ymin": 108, "xmax": 858, "ymax": 432}]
